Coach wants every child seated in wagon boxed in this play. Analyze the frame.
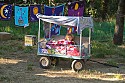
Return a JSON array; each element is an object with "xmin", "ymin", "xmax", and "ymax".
[
  {"xmin": 46, "ymin": 33, "xmax": 85, "ymax": 56},
  {"xmin": 57, "ymin": 33, "xmax": 75, "ymax": 45}
]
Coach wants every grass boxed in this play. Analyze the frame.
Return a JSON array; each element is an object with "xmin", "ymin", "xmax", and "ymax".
[
  {"xmin": 0, "ymin": 39, "xmax": 125, "ymax": 71},
  {"xmin": 1, "ymin": 18, "xmax": 125, "ymax": 62},
  {"xmin": 27, "ymin": 63, "xmax": 34, "ymax": 71},
  {"xmin": 75, "ymin": 66, "xmax": 125, "ymax": 80},
  {"xmin": 0, "ymin": 38, "xmax": 125, "ymax": 82},
  {"xmin": 0, "ymin": 76, "xmax": 10, "ymax": 81},
  {"xmin": 0, "ymin": 18, "xmax": 115, "ymax": 40},
  {"xmin": 23, "ymin": 46, "xmax": 34, "ymax": 53},
  {"xmin": 91, "ymin": 40, "xmax": 125, "ymax": 58}
]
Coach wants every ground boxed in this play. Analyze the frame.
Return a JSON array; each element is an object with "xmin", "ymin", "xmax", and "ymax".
[{"xmin": 0, "ymin": 40, "xmax": 125, "ymax": 83}]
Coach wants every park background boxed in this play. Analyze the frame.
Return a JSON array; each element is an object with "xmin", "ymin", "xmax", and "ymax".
[
  {"xmin": 0, "ymin": 0, "xmax": 125, "ymax": 58},
  {"xmin": 0, "ymin": 0, "xmax": 125, "ymax": 83}
]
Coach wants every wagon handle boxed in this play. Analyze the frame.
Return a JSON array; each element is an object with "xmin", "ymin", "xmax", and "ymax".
[{"xmin": 88, "ymin": 59, "xmax": 119, "ymax": 68}]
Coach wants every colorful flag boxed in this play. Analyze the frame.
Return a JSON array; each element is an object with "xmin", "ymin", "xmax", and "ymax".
[
  {"xmin": 15, "ymin": 6, "xmax": 29, "ymax": 27},
  {"xmin": 0, "ymin": 4, "xmax": 12, "ymax": 20},
  {"xmin": 44, "ymin": 5, "xmax": 64, "ymax": 39},
  {"xmin": 44, "ymin": 5, "xmax": 64, "ymax": 16},
  {"xmin": 67, "ymin": 1, "xmax": 85, "ymax": 34},
  {"xmin": 68, "ymin": 1, "xmax": 85, "ymax": 16},
  {"xmin": 30, "ymin": 5, "xmax": 41, "ymax": 22}
]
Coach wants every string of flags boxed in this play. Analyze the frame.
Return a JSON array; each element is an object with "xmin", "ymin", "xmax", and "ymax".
[
  {"xmin": 0, "ymin": 1, "xmax": 85, "ymax": 38},
  {"xmin": 0, "ymin": 3, "xmax": 42, "ymax": 26}
]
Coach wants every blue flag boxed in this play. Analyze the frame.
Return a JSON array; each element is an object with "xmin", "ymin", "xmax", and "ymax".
[
  {"xmin": 15, "ymin": 6, "xmax": 29, "ymax": 27},
  {"xmin": 30, "ymin": 5, "xmax": 41, "ymax": 22},
  {"xmin": 0, "ymin": 4, "xmax": 12, "ymax": 20},
  {"xmin": 44, "ymin": 5, "xmax": 64, "ymax": 39}
]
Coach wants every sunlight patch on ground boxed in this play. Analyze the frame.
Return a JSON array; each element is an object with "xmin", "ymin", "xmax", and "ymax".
[
  {"xmin": 35, "ymin": 70, "xmax": 76, "ymax": 78},
  {"xmin": 0, "ymin": 58, "xmax": 26, "ymax": 64},
  {"xmin": 78, "ymin": 74, "xmax": 125, "ymax": 81},
  {"xmin": 35, "ymin": 70, "xmax": 125, "ymax": 81}
]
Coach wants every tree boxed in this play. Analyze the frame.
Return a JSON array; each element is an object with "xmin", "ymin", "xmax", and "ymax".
[
  {"xmin": 113, "ymin": 0, "xmax": 125, "ymax": 45},
  {"xmin": 101, "ymin": 0, "xmax": 109, "ymax": 20}
]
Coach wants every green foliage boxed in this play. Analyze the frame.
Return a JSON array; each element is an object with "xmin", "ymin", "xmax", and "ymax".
[
  {"xmin": 91, "ymin": 41, "xmax": 115, "ymax": 58},
  {"xmin": 0, "ymin": 19, "xmax": 40, "ymax": 40},
  {"xmin": 85, "ymin": 0, "xmax": 118, "ymax": 19},
  {"xmin": 86, "ymin": 7, "xmax": 97, "ymax": 17},
  {"xmin": 117, "ymin": 47, "xmax": 125, "ymax": 57},
  {"xmin": 92, "ymin": 40, "xmax": 125, "ymax": 58},
  {"xmin": 106, "ymin": 59, "xmax": 117, "ymax": 66},
  {"xmin": 0, "ymin": 19, "xmax": 115, "ymax": 41},
  {"xmin": 0, "ymin": 16, "xmax": 117, "ymax": 43},
  {"xmin": 0, "ymin": 50, "xmax": 6, "ymax": 55},
  {"xmin": 92, "ymin": 20, "xmax": 115, "ymax": 41}
]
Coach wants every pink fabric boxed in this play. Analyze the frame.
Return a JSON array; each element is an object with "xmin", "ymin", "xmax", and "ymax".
[
  {"xmin": 47, "ymin": 39, "xmax": 84, "ymax": 56},
  {"xmin": 57, "ymin": 39, "xmax": 75, "ymax": 45}
]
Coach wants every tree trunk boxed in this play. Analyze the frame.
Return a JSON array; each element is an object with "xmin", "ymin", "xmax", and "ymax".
[{"xmin": 113, "ymin": 0, "xmax": 125, "ymax": 45}]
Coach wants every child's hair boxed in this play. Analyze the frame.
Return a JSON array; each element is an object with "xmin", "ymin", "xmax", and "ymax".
[{"xmin": 65, "ymin": 33, "xmax": 74, "ymax": 41}]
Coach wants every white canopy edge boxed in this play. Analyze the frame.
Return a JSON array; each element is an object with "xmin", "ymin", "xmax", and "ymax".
[{"xmin": 36, "ymin": 13, "xmax": 93, "ymax": 31}]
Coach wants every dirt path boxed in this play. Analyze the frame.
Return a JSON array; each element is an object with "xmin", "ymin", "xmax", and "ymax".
[{"xmin": 0, "ymin": 40, "xmax": 125, "ymax": 83}]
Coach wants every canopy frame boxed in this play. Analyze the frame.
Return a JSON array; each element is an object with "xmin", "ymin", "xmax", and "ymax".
[{"xmin": 36, "ymin": 13, "xmax": 93, "ymax": 59}]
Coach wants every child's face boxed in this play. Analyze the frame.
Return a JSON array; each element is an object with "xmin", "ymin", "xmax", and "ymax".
[{"xmin": 66, "ymin": 36, "xmax": 73, "ymax": 41}]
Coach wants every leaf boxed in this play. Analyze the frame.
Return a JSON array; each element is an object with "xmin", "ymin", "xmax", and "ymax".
[{"xmin": 87, "ymin": 0, "xmax": 90, "ymax": 3}]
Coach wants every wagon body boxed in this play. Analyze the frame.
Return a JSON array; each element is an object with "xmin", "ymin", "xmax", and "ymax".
[{"xmin": 36, "ymin": 13, "xmax": 93, "ymax": 71}]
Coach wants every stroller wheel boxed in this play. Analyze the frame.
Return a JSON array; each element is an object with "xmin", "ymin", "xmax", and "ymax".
[
  {"xmin": 71, "ymin": 60, "xmax": 84, "ymax": 72},
  {"xmin": 39, "ymin": 56, "xmax": 51, "ymax": 69}
]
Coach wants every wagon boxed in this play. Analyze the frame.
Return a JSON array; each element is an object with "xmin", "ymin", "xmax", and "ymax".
[{"xmin": 36, "ymin": 13, "xmax": 93, "ymax": 71}]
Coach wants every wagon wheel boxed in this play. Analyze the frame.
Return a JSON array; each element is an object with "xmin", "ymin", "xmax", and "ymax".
[
  {"xmin": 39, "ymin": 56, "xmax": 51, "ymax": 69},
  {"xmin": 50, "ymin": 57, "xmax": 59, "ymax": 66},
  {"xmin": 71, "ymin": 60, "xmax": 85, "ymax": 72}
]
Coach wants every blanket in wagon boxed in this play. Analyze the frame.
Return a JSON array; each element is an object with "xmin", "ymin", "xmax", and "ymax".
[{"xmin": 39, "ymin": 39, "xmax": 85, "ymax": 56}]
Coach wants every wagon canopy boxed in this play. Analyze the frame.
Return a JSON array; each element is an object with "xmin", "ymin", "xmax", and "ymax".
[{"xmin": 36, "ymin": 13, "xmax": 93, "ymax": 33}]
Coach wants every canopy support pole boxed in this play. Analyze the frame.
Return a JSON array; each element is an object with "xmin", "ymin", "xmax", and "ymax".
[
  {"xmin": 80, "ymin": 30, "xmax": 82, "ymax": 58},
  {"xmin": 38, "ymin": 19, "xmax": 41, "ymax": 42},
  {"xmin": 88, "ymin": 28, "xmax": 91, "ymax": 55}
]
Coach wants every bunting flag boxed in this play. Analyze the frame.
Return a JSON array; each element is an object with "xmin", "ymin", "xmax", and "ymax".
[
  {"xmin": 30, "ymin": 5, "xmax": 41, "ymax": 22},
  {"xmin": 15, "ymin": 6, "xmax": 29, "ymax": 27},
  {"xmin": 0, "ymin": 4, "xmax": 12, "ymax": 20},
  {"xmin": 44, "ymin": 5, "xmax": 64, "ymax": 39},
  {"xmin": 44, "ymin": 5, "xmax": 64, "ymax": 16},
  {"xmin": 67, "ymin": 1, "xmax": 85, "ymax": 34}
]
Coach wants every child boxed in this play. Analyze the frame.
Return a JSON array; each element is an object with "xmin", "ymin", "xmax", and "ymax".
[
  {"xmin": 57, "ymin": 33, "xmax": 76, "ymax": 45},
  {"xmin": 46, "ymin": 34, "xmax": 84, "ymax": 56},
  {"xmin": 65, "ymin": 33, "xmax": 75, "ymax": 45}
]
